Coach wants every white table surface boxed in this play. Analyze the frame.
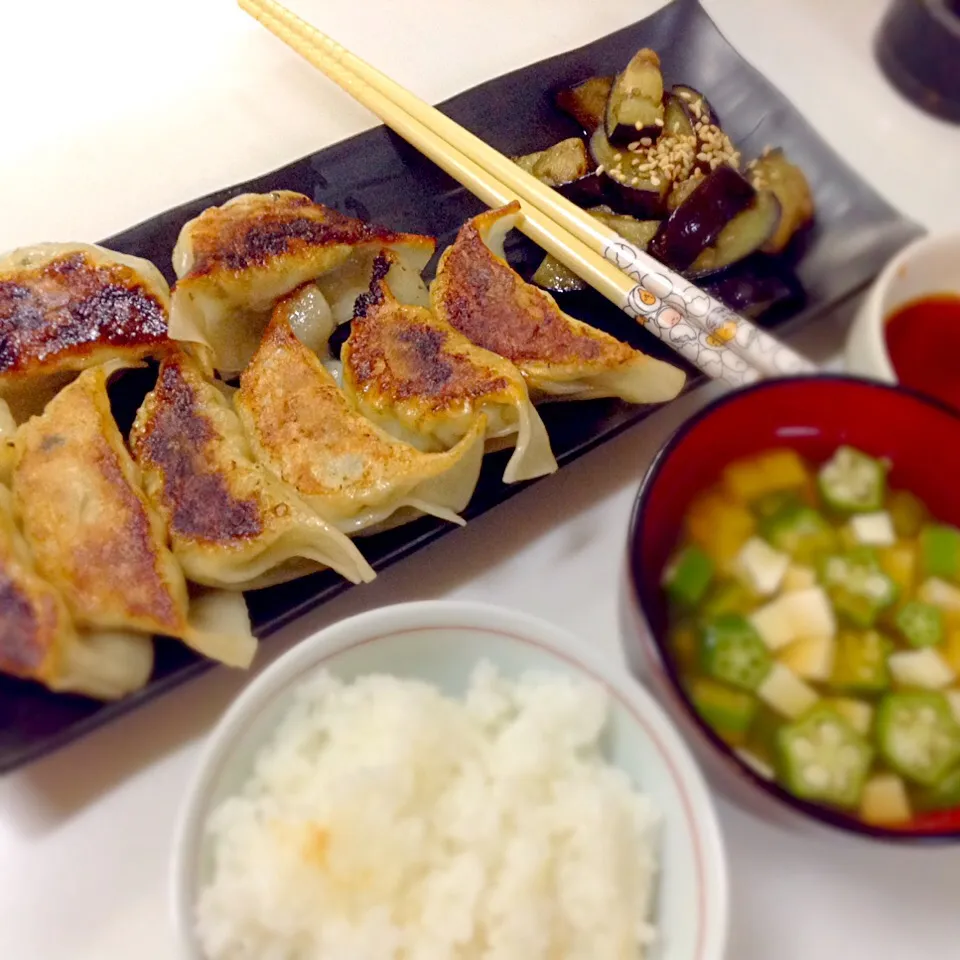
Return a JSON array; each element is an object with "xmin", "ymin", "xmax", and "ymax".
[{"xmin": 2, "ymin": 0, "xmax": 959, "ymax": 957}]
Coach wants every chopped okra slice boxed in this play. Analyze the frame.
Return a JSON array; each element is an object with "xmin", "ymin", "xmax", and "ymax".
[
  {"xmin": 919, "ymin": 524, "xmax": 960, "ymax": 581},
  {"xmin": 700, "ymin": 615, "xmax": 773, "ymax": 692},
  {"xmin": 895, "ymin": 601, "xmax": 945, "ymax": 649},
  {"xmin": 759, "ymin": 502, "xmax": 836, "ymax": 564},
  {"xmin": 820, "ymin": 548, "xmax": 897, "ymax": 627},
  {"xmin": 777, "ymin": 704, "xmax": 873, "ymax": 808},
  {"xmin": 701, "ymin": 580, "xmax": 759, "ymax": 620},
  {"xmin": 663, "ymin": 545, "xmax": 714, "ymax": 607},
  {"xmin": 817, "ymin": 445, "xmax": 887, "ymax": 514},
  {"xmin": 688, "ymin": 677, "xmax": 758, "ymax": 743},
  {"xmin": 829, "ymin": 630, "xmax": 891, "ymax": 694},
  {"xmin": 876, "ymin": 691, "xmax": 960, "ymax": 787}
]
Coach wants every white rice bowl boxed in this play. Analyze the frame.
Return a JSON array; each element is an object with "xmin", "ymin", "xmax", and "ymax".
[
  {"xmin": 197, "ymin": 664, "xmax": 659, "ymax": 960},
  {"xmin": 173, "ymin": 602, "xmax": 728, "ymax": 960}
]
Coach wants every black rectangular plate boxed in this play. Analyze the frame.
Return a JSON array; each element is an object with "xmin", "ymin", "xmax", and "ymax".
[{"xmin": 0, "ymin": 0, "xmax": 922, "ymax": 774}]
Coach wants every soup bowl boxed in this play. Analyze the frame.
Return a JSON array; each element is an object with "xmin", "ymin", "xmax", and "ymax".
[{"xmin": 625, "ymin": 375, "xmax": 960, "ymax": 843}]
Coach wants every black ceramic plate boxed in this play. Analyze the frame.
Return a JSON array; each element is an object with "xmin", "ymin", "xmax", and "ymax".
[{"xmin": 0, "ymin": 0, "xmax": 922, "ymax": 774}]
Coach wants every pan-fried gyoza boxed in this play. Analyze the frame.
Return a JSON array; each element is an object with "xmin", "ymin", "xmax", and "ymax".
[
  {"xmin": 131, "ymin": 350, "xmax": 376, "ymax": 590},
  {"xmin": 169, "ymin": 190, "xmax": 435, "ymax": 376},
  {"xmin": 340, "ymin": 252, "xmax": 557, "ymax": 484},
  {"xmin": 431, "ymin": 203, "xmax": 685, "ymax": 403},
  {"xmin": 235, "ymin": 286, "xmax": 487, "ymax": 535}
]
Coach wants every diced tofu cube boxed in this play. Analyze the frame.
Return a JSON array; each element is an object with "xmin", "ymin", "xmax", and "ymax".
[
  {"xmin": 758, "ymin": 663, "xmax": 819, "ymax": 719},
  {"xmin": 750, "ymin": 586, "xmax": 836, "ymax": 650},
  {"xmin": 779, "ymin": 634, "xmax": 836, "ymax": 681},
  {"xmin": 782, "ymin": 564, "xmax": 817, "ymax": 593},
  {"xmin": 888, "ymin": 648, "xmax": 956, "ymax": 690},
  {"xmin": 946, "ymin": 689, "xmax": 960, "ymax": 725},
  {"xmin": 828, "ymin": 697, "xmax": 874, "ymax": 736},
  {"xmin": 849, "ymin": 511, "xmax": 896, "ymax": 547},
  {"xmin": 860, "ymin": 773, "xmax": 913, "ymax": 826},
  {"xmin": 918, "ymin": 577, "xmax": 960, "ymax": 616},
  {"xmin": 722, "ymin": 449, "xmax": 810, "ymax": 503},
  {"xmin": 734, "ymin": 748, "xmax": 775, "ymax": 780},
  {"xmin": 735, "ymin": 537, "xmax": 789, "ymax": 596}
]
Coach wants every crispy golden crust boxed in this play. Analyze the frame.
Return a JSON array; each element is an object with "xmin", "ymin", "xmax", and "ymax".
[
  {"xmin": 346, "ymin": 255, "xmax": 512, "ymax": 410},
  {"xmin": 13, "ymin": 367, "xmax": 185, "ymax": 633},
  {"xmin": 0, "ymin": 559, "xmax": 70, "ymax": 681},
  {"xmin": 178, "ymin": 191, "xmax": 433, "ymax": 281},
  {"xmin": 0, "ymin": 247, "xmax": 170, "ymax": 378},
  {"xmin": 238, "ymin": 298, "xmax": 428, "ymax": 498},
  {"xmin": 432, "ymin": 207, "xmax": 635, "ymax": 368},
  {"xmin": 131, "ymin": 354, "xmax": 263, "ymax": 546}
]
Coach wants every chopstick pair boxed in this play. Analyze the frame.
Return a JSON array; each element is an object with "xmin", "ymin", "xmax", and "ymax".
[{"xmin": 239, "ymin": 0, "xmax": 817, "ymax": 387}]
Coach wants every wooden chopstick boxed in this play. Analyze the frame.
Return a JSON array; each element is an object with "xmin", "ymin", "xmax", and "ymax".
[
  {"xmin": 241, "ymin": 0, "xmax": 815, "ymax": 384},
  {"xmin": 237, "ymin": 0, "xmax": 737, "ymax": 384}
]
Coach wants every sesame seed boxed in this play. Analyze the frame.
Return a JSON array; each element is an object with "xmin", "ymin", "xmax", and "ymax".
[
  {"xmin": 634, "ymin": 120, "xmax": 644, "ymax": 130},
  {"xmin": 679, "ymin": 90, "xmax": 693, "ymax": 100},
  {"xmin": 631, "ymin": 176, "xmax": 640, "ymax": 185},
  {"xmin": 697, "ymin": 151, "xmax": 710, "ymax": 161},
  {"xmin": 594, "ymin": 164, "xmax": 605, "ymax": 175},
  {"xmin": 640, "ymin": 136, "xmax": 652, "ymax": 147},
  {"xmin": 654, "ymin": 117, "xmax": 664, "ymax": 127},
  {"xmin": 651, "ymin": 175, "xmax": 661, "ymax": 186},
  {"xmin": 613, "ymin": 152, "xmax": 622, "ymax": 161}
]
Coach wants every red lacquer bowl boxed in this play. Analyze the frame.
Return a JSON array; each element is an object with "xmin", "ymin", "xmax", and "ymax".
[{"xmin": 625, "ymin": 375, "xmax": 960, "ymax": 843}]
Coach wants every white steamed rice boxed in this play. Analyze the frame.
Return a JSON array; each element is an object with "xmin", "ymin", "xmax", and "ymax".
[{"xmin": 196, "ymin": 661, "xmax": 660, "ymax": 960}]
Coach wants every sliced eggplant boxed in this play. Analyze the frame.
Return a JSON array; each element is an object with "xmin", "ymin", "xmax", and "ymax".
[
  {"xmin": 703, "ymin": 262, "xmax": 805, "ymax": 320},
  {"xmin": 666, "ymin": 174, "xmax": 703, "ymax": 212},
  {"xmin": 687, "ymin": 191, "xmax": 782, "ymax": 278},
  {"xmin": 663, "ymin": 93, "xmax": 696, "ymax": 138},
  {"xmin": 748, "ymin": 148, "xmax": 815, "ymax": 254},
  {"xmin": 648, "ymin": 165, "xmax": 756, "ymax": 271},
  {"xmin": 589, "ymin": 126, "xmax": 669, "ymax": 217},
  {"xmin": 604, "ymin": 48, "xmax": 665, "ymax": 144},
  {"xmin": 532, "ymin": 207, "xmax": 659, "ymax": 293},
  {"xmin": 554, "ymin": 75, "xmax": 614, "ymax": 134},
  {"xmin": 512, "ymin": 137, "xmax": 604, "ymax": 205},
  {"xmin": 671, "ymin": 85, "xmax": 720, "ymax": 128}
]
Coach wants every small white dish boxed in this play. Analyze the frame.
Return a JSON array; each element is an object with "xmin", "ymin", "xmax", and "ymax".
[
  {"xmin": 846, "ymin": 231, "xmax": 960, "ymax": 382},
  {"xmin": 171, "ymin": 600, "xmax": 728, "ymax": 960}
]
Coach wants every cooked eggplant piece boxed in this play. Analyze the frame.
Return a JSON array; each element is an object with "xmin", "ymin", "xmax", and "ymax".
[
  {"xmin": 648, "ymin": 166, "xmax": 756, "ymax": 271},
  {"xmin": 605, "ymin": 49, "xmax": 665, "ymax": 144},
  {"xmin": 666, "ymin": 174, "xmax": 703, "ymax": 212},
  {"xmin": 671, "ymin": 85, "xmax": 719, "ymax": 127},
  {"xmin": 687, "ymin": 191, "xmax": 782, "ymax": 278},
  {"xmin": 663, "ymin": 93, "xmax": 696, "ymax": 138},
  {"xmin": 554, "ymin": 76, "xmax": 614, "ymax": 134},
  {"xmin": 589, "ymin": 127, "xmax": 669, "ymax": 217},
  {"xmin": 748, "ymin": 148, "xmax": 815, "ymax": 254},
  {"xmin": 703, "ymin": 262, "xmax": 805, "ymax": 320},
  {"xmin": 512, "ymin": 137, "xmax": 604, "ymax": 206},
  {"xmin": 532, "ymin": 207, "xmax": 660, "ymax": 293}
]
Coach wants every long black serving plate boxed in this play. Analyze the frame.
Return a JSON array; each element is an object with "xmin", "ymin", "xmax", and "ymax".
[{"xmin": 0, "ymin": 0, "xmax": 922, "ymax": 774}]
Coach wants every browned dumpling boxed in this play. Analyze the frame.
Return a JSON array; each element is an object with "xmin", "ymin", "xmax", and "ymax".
[
  {"xmin": 130, "ymin": 350, "xmax": 376, "ymax": 590},
  {"xmin": 431, "ymin": 203, "xmax": 685, "ymax": 403},
  {"xmin": 0, "ymin": 243, "xmax": 173, "ymax": 420},
  {"xmin": 0, "ymin": 484, "xmax": 153, "ymax": 700},
  {"xmin": 234, "ymin": 288, "xmax": 486, "ymax": 535},
  {"xmin": 13, "ymin": 364, "xmax": 256, "ymax": 668},
  {"xmin": 341, "ymin": 252, "xmax": 557, "ymax": 484},
  {"xmin": 169, "ymin": 190, "xmax": 435, "ymax": 376}
]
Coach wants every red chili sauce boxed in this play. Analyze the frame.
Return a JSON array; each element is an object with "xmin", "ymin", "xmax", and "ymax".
[{"xmin": 885, "ymin": 295, "xmax": 960, "ymax": 413}]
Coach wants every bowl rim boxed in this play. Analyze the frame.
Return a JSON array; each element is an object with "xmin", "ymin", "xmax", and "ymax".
[
  {"xmin": 626, "ymin": 373, "xmax": 960, "ymax": 844},
  {"xmin": 170, "ymin": 599, "xmax": 730, "ymax": 960},
  {"xmin": 849, "ymin": 230, "xmax": 960, "ymax": 382}
]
